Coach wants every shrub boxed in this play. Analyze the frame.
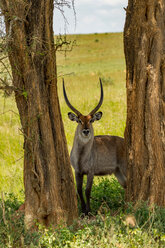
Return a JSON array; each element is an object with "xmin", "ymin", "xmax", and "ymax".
[{"xmin": 0, "ymin": 185, "xmax": 165, "ymax": 248}]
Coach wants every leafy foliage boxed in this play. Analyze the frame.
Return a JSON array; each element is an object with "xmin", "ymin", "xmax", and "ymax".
[
  {"xmin": 90, "ymin": 177, "xmax": 125, "ymax": 214},
  {"xmin": 0, "ymin": 181, "xmax": 165, "ymax": 247}
]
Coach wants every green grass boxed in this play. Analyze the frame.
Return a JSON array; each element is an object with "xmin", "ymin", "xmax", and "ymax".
[
  {"xmin": 0, "ymin": 32, "xmax": 126, "ymax": 196},
  {"xmin": 1, "ymin": 33, "xmax": 164, "ymax": 247},
  {"xmin": 0, "ymin": 95, "xmax": 24, "ymax": 198},
  {"xmin": 57, "ymin": 33, "xmax": 126, "ymax": 152},
  {"xmin": 0, "ymin": 188, "xmax": 165, "ymax": 247}
]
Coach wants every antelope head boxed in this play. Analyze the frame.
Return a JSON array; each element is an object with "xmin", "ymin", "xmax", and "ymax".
[{"xmin": 63, "ymin": 79, "xmax": 103, "ymax": 141}]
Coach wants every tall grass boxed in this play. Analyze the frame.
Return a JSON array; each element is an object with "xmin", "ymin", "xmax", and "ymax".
[
  {"xmin": 0, "ymin": 33, "xmax": 164, "ymax": 248},
  {"xmin": 57, "ymin": 33, "xmax": 126, "ymax": 152},
  {"xmin": 0, "ymin": 32, "xmax": 126, "ymax": 195},
  {"xmin": 0, "ymin": 95, "xmax": 23, "ymax": 198}
]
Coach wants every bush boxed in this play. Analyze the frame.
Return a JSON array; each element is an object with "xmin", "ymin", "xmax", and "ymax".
[
  {"xmin": 0, "ymin": 193, "xmax": 39, "ymax": 247},
  {"xmin": 0, "ymin": 183, "xmax": 165, "ymax": 248},
  {"xmin": 76, "ymin": 177, "xmax": 124, "ymax": 215},
  {"xmin": 90, "ymin": 177, "xmax": 125, "ymax": 214}
]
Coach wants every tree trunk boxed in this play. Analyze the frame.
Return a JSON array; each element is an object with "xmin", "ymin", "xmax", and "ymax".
[
  {"xmin": 1, "ymin": 0, "xmax": 78, "ymax": 228},
  {"xmin": 124, "ymin": 0, "xmax": 165, "ymax": 206}
]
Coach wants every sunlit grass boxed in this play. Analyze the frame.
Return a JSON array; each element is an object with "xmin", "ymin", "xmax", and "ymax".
[
  {"xmin": 57, "ymin": 33, "xmax": 126, "ymax": 154},
  {"xmin": 0, "ymin": 94, "xmax": 23, "ymax": 197},
  {"xmin": 0, "ymin": 32, "xmax": 126, "ymax": 196}
]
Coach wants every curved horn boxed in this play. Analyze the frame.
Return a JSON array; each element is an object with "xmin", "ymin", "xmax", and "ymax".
[
  {"xmin": 89, "ymin": 78, "xmax": 104, "ymax": 116},
  {"xmin": 63, "ymin": 79, "xmax": 82, "ymax": 116}
]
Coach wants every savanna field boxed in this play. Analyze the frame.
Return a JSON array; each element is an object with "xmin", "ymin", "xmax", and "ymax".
[{"xmin": 0, "ymin": 33, "xmax": 165, "ymax": 247}]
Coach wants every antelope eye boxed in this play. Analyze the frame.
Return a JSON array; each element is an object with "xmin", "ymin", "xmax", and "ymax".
[
  {"xmin": 78, "ymin": 119, "xmax": 82, "ymax": 124},
  {"xmin": 89, "ymin": 118, "xmax": 94, "ymax": 123}
]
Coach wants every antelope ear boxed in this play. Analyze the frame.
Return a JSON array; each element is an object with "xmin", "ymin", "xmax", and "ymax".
[
  {"xmin": 68, "ymin": 112, "xmax": 79, "ymax": 122},
  {"xmin": 91, "ymin": 111, "xmax": 103, "ymax": 122}
]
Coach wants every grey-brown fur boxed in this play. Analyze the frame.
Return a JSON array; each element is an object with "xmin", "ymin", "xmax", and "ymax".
[{"xmin": 70, "ymin": 125, "xmax": 126, "ymax": 214}]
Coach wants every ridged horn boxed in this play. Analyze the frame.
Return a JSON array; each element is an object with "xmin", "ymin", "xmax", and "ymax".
[
  {"xmin": 63, "ymin": 79, "xmax": 82, "ymax": 116},
  {"xmin": 89, "ymin": 78, "xmax": 103, "ymax": 116}
]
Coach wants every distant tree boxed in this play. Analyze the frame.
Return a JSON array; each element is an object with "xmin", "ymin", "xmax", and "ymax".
[
  {"xmin": 124, "ymin": 0, "xmax": 165, "ymax": 206},
  {"xmin": 0, "ymin": 0, "xmax": 77, "ymax": 228}
]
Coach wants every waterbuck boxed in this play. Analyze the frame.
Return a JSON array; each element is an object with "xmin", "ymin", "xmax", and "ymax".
[{"xmin": 63, "ymin": 79, "xmax": 127, "ymax": 215}]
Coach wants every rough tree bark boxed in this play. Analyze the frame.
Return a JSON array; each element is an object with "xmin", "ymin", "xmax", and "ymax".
[
  {"xmin": 0, "ymin": 0, "xmax": 78, "ymax": 227},
  {"xmin": 124, "ymin": 0, "xmax": 165, "ymax": 206}
]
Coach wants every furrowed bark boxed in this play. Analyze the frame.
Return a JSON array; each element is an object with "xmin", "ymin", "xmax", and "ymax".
[{"xmin": 124, "ymin": 0, "xmax": 165, "ymax": 206}]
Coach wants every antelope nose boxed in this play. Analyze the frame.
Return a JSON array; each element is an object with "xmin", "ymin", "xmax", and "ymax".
[{"xmin": 82, "ymin": 129, "xmax": 90, "ymax": 136}]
